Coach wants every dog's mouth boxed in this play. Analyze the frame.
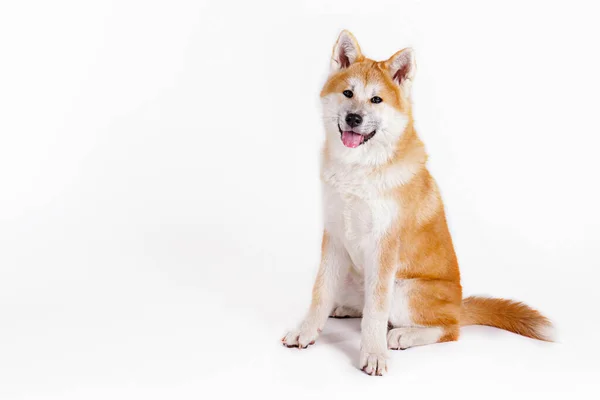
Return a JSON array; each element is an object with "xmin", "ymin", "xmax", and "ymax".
[{"xmin": 338, "ymin": 125, "xmax": 376, "ymax": 148}]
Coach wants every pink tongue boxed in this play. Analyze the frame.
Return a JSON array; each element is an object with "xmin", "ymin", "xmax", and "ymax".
[{"xmin": 341, "ymin": 131, "xmax": 364, "ymax": 148}]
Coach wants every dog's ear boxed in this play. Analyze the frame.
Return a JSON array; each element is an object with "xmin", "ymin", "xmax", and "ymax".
[
  {"xmin": 330, "ymin": 30, "xmax": 363, "ymax": 72},
  {"xmin": 385, "ymin": 48, "xmax": 416, "ymax": 95}
]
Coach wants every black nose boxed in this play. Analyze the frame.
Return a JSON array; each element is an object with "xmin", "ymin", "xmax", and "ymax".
[{"xmin": 345, "ymin": 113, "xmax": 363, "ymax": 128}]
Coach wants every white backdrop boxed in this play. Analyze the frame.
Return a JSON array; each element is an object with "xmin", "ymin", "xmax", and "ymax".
[{"xmin": 1, "ymin": 1, "xmax": 599, "ymax": 399}]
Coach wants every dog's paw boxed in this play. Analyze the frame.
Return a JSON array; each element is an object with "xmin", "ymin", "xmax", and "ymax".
[
  {"xmin": 281, "ymin": 327, "xmax": 320, "ymax": 349},
  {"xmin": 387, "ymin": 327, "xmax": 413, "ymax": 350},
  {"xmin": 359, "ymin": 349, "xmax": 388, "ymax": 376},
  {"xmin": 330, "ymin": 306, "xmax": 362, "ymax": 318}
]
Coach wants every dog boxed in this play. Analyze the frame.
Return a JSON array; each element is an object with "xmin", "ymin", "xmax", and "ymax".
[{"xmin": 281, "ymin": 30, "xmax": 553, "ymax": 376}]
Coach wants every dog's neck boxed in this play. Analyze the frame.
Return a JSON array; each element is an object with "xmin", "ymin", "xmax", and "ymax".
[{"xmin": 321, "ymin": 120, "xmax": 428, "ymax": 195}]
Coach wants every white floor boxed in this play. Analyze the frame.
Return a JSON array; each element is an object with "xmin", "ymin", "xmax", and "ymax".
[{"xmin": 1, "ymin": 221, "xmax": 598, "ymax": 399}]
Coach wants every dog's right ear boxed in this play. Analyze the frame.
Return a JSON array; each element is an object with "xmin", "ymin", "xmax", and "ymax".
[{"xmin": 330, "ymin": 30, "xmax": 363, "ymax": 72}]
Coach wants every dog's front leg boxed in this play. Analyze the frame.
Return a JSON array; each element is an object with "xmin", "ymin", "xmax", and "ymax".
[
  {"xmin": 282, "ymin": 232, "xmax": 350, "ymax": 348},
  {"xmin": 360, "ymin": 252, "xmax": 395, "ymax": 376}
]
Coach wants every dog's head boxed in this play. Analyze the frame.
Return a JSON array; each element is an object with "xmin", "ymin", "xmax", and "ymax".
[{"xmin": 321, "ymin": 31, "xmax": 416, "ymax": 166}]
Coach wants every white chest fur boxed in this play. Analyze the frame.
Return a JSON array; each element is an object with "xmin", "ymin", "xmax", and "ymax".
[{"xmin": 321, "ymin": 164, "xmax": 399, "ymax": 272}]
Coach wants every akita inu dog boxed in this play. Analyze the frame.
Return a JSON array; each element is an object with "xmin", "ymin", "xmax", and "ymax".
[{"xmin": 282, "ymin": 30, "xmax": 553, "ymax": 376}]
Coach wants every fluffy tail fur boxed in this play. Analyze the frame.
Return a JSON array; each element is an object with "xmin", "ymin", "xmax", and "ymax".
[{"xmin": 460, "ymin": 296, "xmax": 554, "ymax": 341}]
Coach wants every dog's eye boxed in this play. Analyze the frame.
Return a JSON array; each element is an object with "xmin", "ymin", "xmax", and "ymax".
[
  {"xmin": 343, "ymin": 90, "xmax": 353, "ymax": 98},
  {"xmin": 371, "ymin": 96, "xmax": 383, "ymax": 104}
]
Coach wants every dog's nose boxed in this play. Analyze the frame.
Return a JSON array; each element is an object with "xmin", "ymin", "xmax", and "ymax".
[{"xmin": 345, "ymin": 113, "xmax": 363, "ymax": 128}]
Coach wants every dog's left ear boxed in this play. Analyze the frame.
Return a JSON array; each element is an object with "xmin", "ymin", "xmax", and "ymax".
[{"xmin": 385, "ymin": 48, "xmax": 416, "ymax": 95}]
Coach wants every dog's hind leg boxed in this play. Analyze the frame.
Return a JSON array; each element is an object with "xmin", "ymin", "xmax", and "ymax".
[
  {"xmin": 387, "ymin": 278, "xmax": 461, "ymax": 350},
  {"xmin": 330, "ymin": 269, "xmax": 364, "ymax": 318},
  {"xmin": 387, "ymin": 325, "xmax": 459, "ymax": 350}
]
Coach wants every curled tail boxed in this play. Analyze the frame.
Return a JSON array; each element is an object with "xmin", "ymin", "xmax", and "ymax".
[{"xmin": 460, "ymin": 296, "xmax": 554, "ymax": 341}]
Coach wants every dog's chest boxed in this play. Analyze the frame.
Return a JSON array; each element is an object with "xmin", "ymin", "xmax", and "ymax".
[{"xmin": 322, "ymin": 172, "xmax": 398, "ymax": 271}]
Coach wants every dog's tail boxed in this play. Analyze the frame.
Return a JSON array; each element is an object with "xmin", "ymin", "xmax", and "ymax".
[{"xmin": 460, "ymin": 296, "xmax": 554, "ymax": 341}]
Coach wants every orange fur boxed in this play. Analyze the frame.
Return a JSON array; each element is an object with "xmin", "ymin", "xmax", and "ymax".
[
  {"xmin": 461, "ymin": 296, "xmax": 553, "ymax": 341},
  {"xmin": 310, "ymin": 232, "xmax": 329, "ymax": 306},
  {"xmin": 321, "ymin": 59, "xmax": 409, "ymax": 112}
]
